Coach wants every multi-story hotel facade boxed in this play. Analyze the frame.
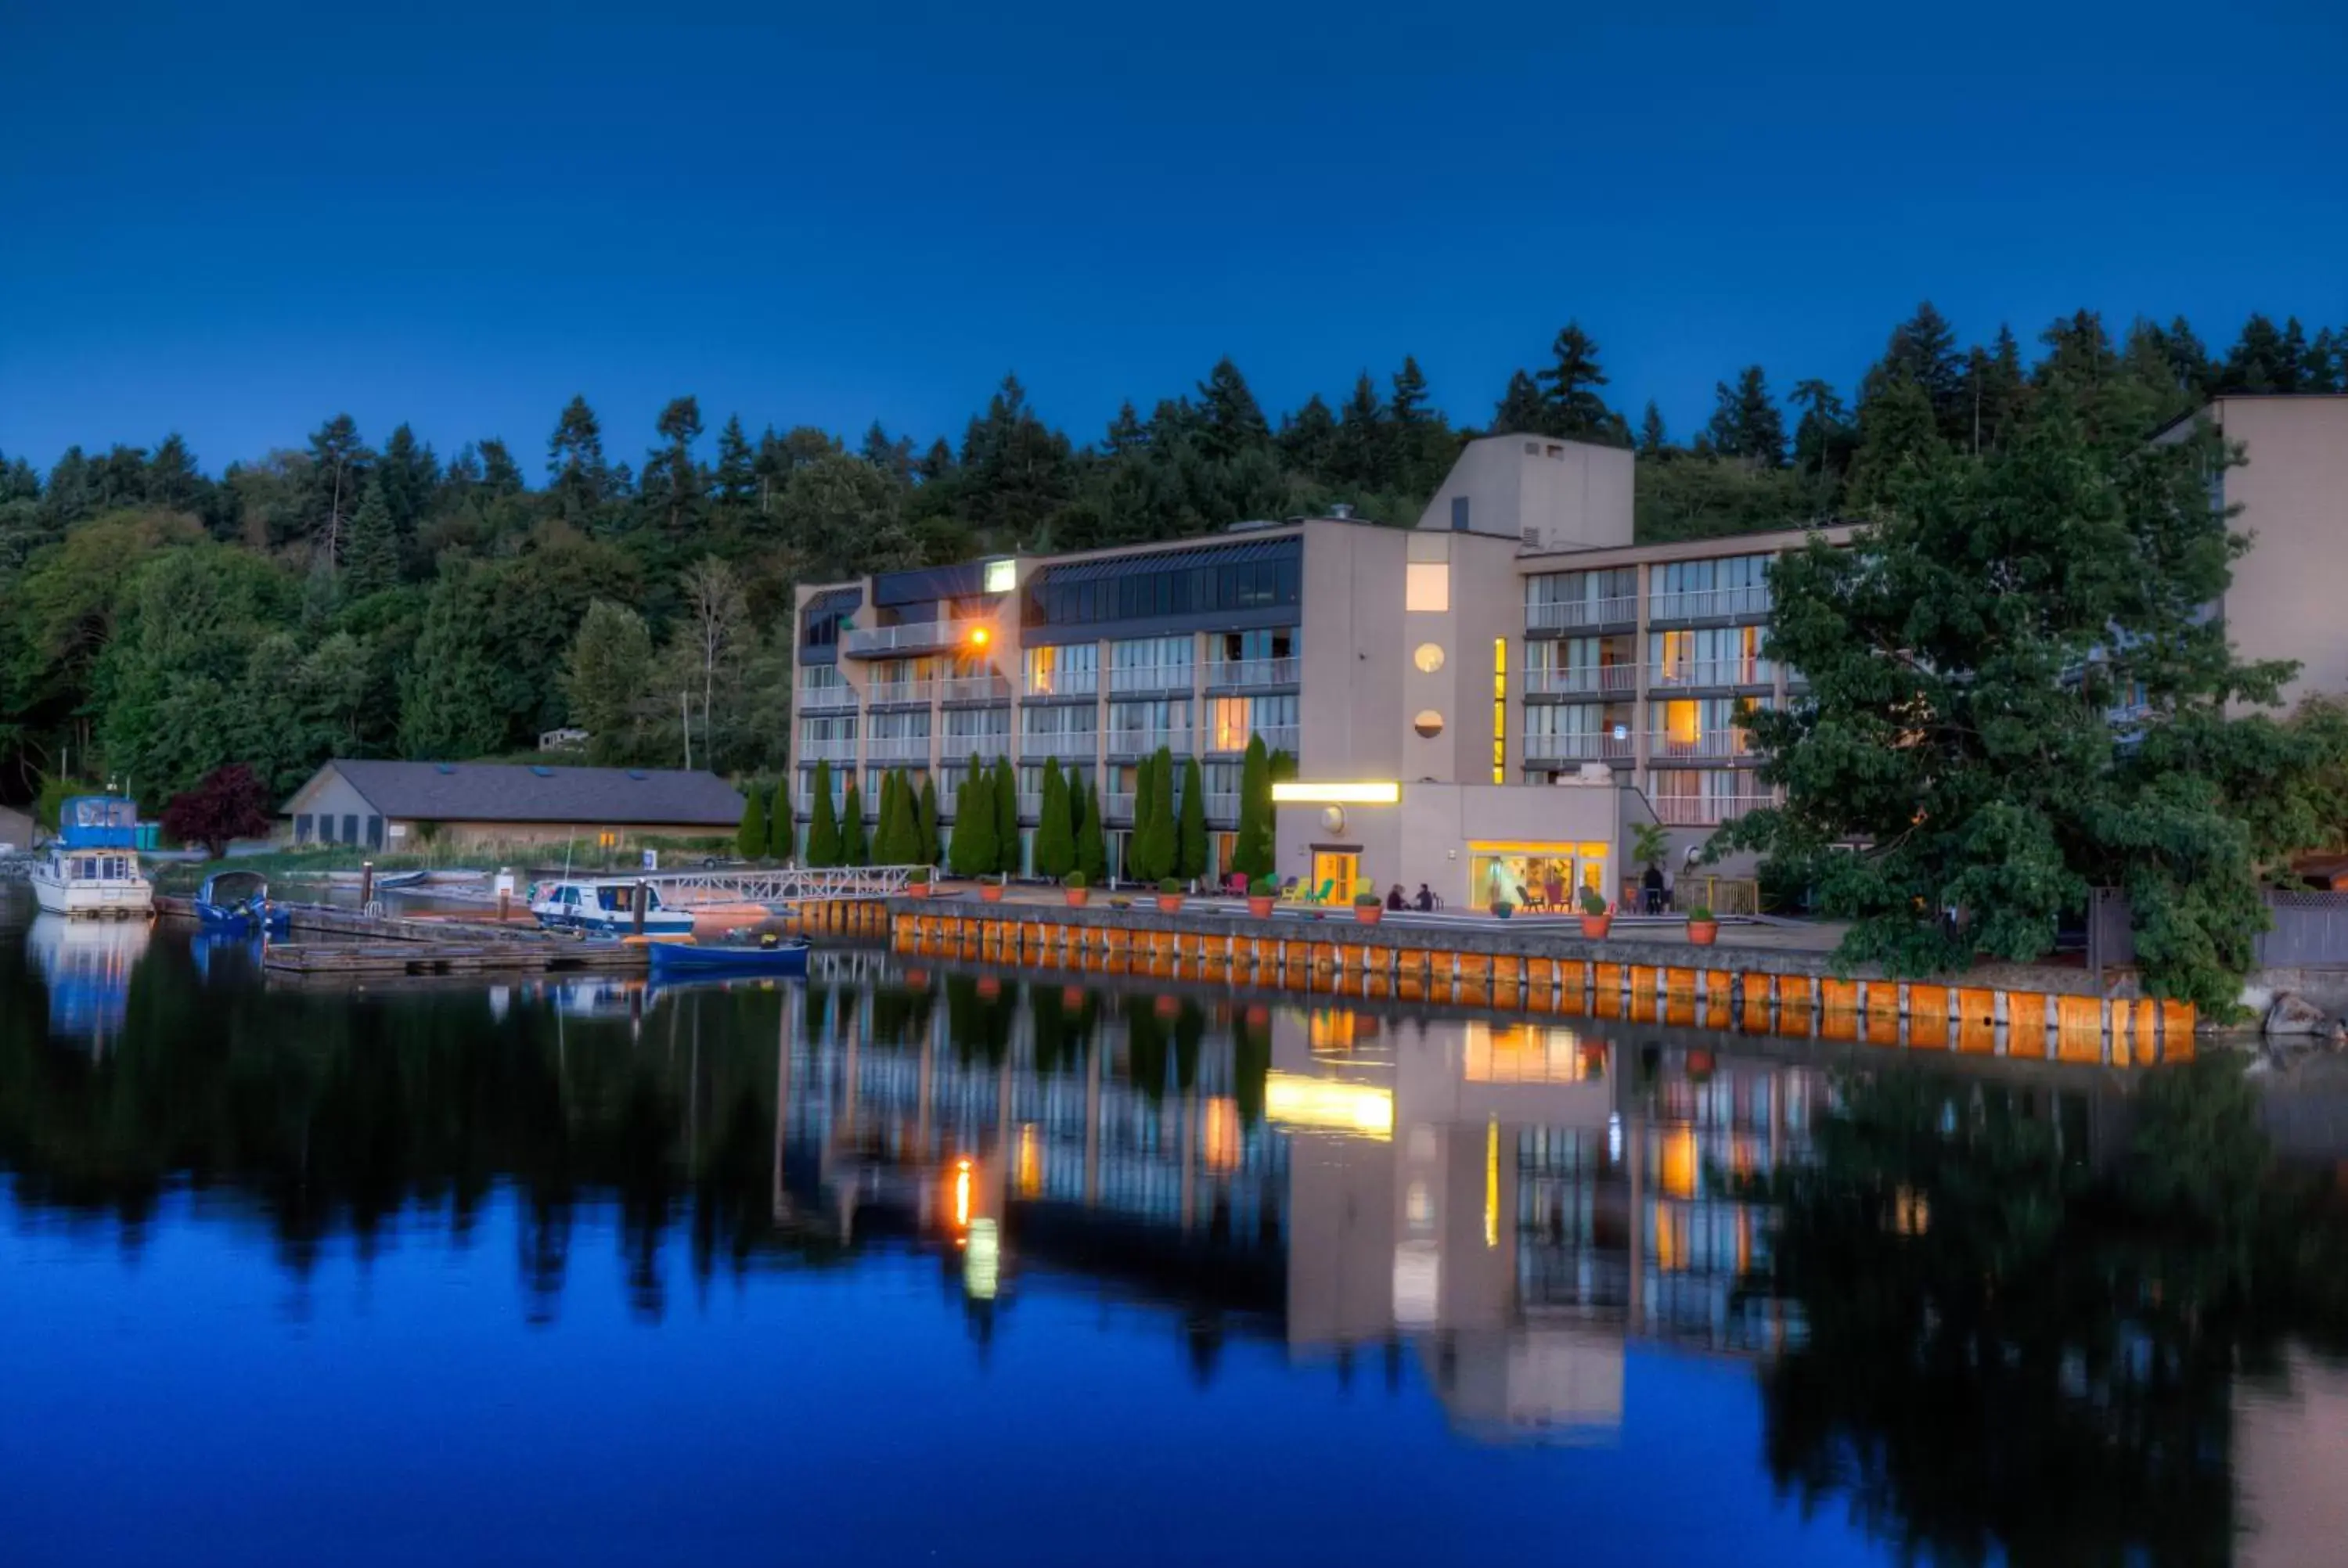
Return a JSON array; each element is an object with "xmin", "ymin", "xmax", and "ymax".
[{"xmin": 787, "ymin": 433, "xmax": 1847, "ymax": 910}]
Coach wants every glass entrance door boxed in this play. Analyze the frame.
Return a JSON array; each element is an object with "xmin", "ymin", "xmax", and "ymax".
[{"xmin": 1311, "ymin": 850, "xmax": 1359, "ymax": 904}]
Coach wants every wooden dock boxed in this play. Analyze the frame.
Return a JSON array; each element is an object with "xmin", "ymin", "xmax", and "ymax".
[{"xmin": 261, "ymin": 940, "xmax": 647, "ymax": 976}]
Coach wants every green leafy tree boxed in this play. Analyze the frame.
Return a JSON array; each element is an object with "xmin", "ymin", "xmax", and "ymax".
[
  {"xmin": 1076, "ymin": 781, "xmax": 1107, "ymax": 884},
  {"xmin": 340, "ymin": 477, "xmax": 402, "ymax": 601},
  {"xmin": 1233, "ymin": 735, "xmax": 1272, "ymax": 879},
  {"xmin": 917, "ymin": 775, "xmax": 940, "ymax": 865},
  {"xmin": 159, "ymin": 764, "xmax": 275, "ymax": 858},
  {"xmin": 1177, "ymin": 755, "xmax": 1208, "ymax": 882},
  {"xmin": 1715, "ymin": 404, "xmax": 2344, "ymax": 1010},
  {"xmin": 1035, "ymin": 757, "xmax": 1074, "ymax": 878},
  {"xmin": 805, "ymin": 760, "xmax": 840, "ymax": 866},
  {"xmin": 991, "ymin": 754, "xmax": 1020, "ymax": 874},
  {"xmin": 564, "ymin": 600, "xmax": 655, "ymax": 764},
  {"xmin": 839, "ymin": 779, "xmax": 867, "ymax": 865},
  {"xmin": 736, "ymin": 786, "xmax": 768, "ymax": 859}
]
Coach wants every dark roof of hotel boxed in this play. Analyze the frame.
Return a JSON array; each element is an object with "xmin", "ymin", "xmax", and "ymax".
[
  {"xmin": 1031, "ymin": 535, "xmax": 1297, "ymax": 585},
  {"xmin": 294, "ymin": 761, "xmax": 744, "ymax": 826}
]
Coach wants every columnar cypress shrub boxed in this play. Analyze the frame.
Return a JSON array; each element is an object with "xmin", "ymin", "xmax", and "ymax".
[{"xmin": 805, "ymin": 760, "xmax": 840, "ymax": 867}]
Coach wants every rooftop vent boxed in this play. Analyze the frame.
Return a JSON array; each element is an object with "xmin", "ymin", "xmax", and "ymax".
[{"xmin": 1328, "ymin": 502, "xmax": 1354, "ymax": 520}]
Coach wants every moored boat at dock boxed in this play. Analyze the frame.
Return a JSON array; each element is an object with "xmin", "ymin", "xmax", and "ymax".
[
  {"xmin": 27, "ymin": 797, "xmax": 153, "ymax": 919},
  {"xmin": 529, "ymin": 877, "xmax": 697, "ymax": 937}
]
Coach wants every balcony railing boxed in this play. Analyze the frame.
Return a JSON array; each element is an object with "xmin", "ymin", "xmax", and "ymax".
[
  {"xmin": 1016, "ymin": 792, "xmax": 1043, "ymax": 818},
  {"xmin": 1647, "ymin": 586, "xmax": 1773, "ymax": 623},
  {"xmin": 1223, "ymin": 725, "xmax": 1298, "ymax": 755},
  {"xmin": 1523, "ymin": 732, "xmax": 1637, "ymax": 764},
  {"xmin": 1104, "ymin": 792, "xmax": 1136, "ymax": 821},
  {"xmin": 865, "ymin": 679, "xmax": 935, "ymax": 707},
  {"xmin": 841, "ymin": 620, "xmax": 985, "ymax": 657},
  {"xmin": 1525, "ymin": 664, "xmax": 1638, "ymax": 697},
  {"xmin": 1105, "ymin": 728, "xmax": 1191, "ymax": 757},
  {"xmin": 796, "ymin": 684, "xmax": 856, "ymax": 711},
  {"xmin": 1108, "ymin": 664, "xmax": 1194, "ymax": 695},
  {"xmin": 796, "ymin": 737, "xmax": 859, "ymax": 763},
  {"xmin": 1204, "ymin": 656, "xmax": 1298, "ymax": 689},
  {"xmin": 1648, "ymin": 660, "xmax": 1774, "ymax": 691},
  {"xmin": 1017, "ymin": 732, "xmax": 1097, "ymax": 760},
  {"xmin": 1025, "ymin": 671, "xmax": 1099, "ymax": 699},
  {"xmin": 1525, "ymin": 595, "xmax": 1638, "ymax": 634},
  {"xmin": 797, "ymin": 789, "xmax": 847, "ymax": 816},
  {"xmin": 864, "ymin": 735, "xmax": 933, "ymax": 763},
  {"xmin": 1646, "ymin": 730, "xmax": 1752, "ymax": 761},
  {"xmin": 1652, "ymin": 793, "xmax": 1773, "ymax": 827},
  {"xmin": 1205, "ymin": 792, "xmax": 1241, "ymax": 821},
  {"xmin": 941, "ymin": 732, "xmax": 1011, "ymax": 761},
  {"xmin": 938, "ymin": 675, "xmax": 1011, "ymax": 703}
]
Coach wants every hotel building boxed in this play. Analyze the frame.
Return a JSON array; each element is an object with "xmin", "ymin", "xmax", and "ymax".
[{"xmin": 787, "ymin": 433, "xmax": 1845, "ymax": 909}]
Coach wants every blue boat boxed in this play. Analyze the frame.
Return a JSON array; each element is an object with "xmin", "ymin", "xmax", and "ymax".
[
  {"xmin": 646, "ymin": 938, "xmax": 812, "ymax": 980},
  {"xmin": 194, "ymin": 869, "xmax": 289, "ymax": 935}
]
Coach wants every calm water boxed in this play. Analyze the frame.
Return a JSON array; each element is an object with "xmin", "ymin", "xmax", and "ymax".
[{"xmin": 5, "ymin": 889, "xmax": 2347, "ymax": 1568}]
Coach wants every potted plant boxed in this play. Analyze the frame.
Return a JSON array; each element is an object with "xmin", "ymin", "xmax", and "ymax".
[
  {"xmin": 1579, "ymin": 886, "xmax": 1612, "ymax": 940},
  {"xmin": 1246, "ymin": 876, "xmax": 1278, "ymax": 919},
  {"xmin": 1062, "ymin": 870, "xmax": 1089, "ymax": 908},
  {"xmin": 1155, "ymin": 877, "xmax": 1185, "ymax": 914},
  {"xmin": 979, "ymin": 873, "xmax": 1006, "ymax": 904},
  {"xmin": 1492, "ymin": 898, "xmax": 1515, "ymax": 920},
  {"xmin": 903, "ymin": 867, "xmax": 932, "ymax": 899},
  {"xmin": 1685, "ymin": 902, "xmax": 1719, "ymax": 946},
  {"xmin": 1353, "ymin": 890, "xmax": 1385, "ymax": 926}
]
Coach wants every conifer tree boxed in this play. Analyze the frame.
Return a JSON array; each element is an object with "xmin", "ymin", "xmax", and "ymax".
[
  {"xmin": 1233, "ymin": 735, "xmax": 1272, "ymax": 879},
  {"xmin": 341, "ymin": 475, "xmax": 402, "ymax": 597},
  {"xmin": 805, "ymin": 761, "xmax": 840, "ymax": 867},
  {"xmin": 1177, "ymin": 755, "xmax": 1208, "ymax": 882},
  {"xmin": 1035, "ymin": 757, "xmax": 1074, "ymax": 877},
  {"xmin": 736, "ymin": 786, "xmax": 768, "ymax": 861},
  {"xmin": 917, "ymin": 775, "xmax": 940, "ymax": 865},
  {"xmin": 769, "ymin": 778, "xmax": 792, "ymax": 859},
  {"xmin": 991, "ymin": 755, "xmax": 1020, "ymax": 875},
  {"xmin": 1491, "ymin": 370, "xmax": 1545, "ymax": 436},
  {"xmin": 1077, "ymin": 782, "xmax": 1107, "ymax": 884},
  {"xmin": 1196, "ymin": 357, "xmax": 1270, "ymax": 460},
  {"xmin": 1637, "ymin": 401, "xmax": 1669, "ymax": 456},
  {"xmin": 949, "ymin": 758, "xmax": 997, "ymax": 877},
  {"xmin": 840, "ymin": 779, "xmax": 867, "ymax": 865},
  {"xmin": 1130, "ymin": 757, "xmax": 1158, "ymax": 880},
  {"xmin": 1534, "ymin": 324, "xmax": 1623, "ymax": 442}
]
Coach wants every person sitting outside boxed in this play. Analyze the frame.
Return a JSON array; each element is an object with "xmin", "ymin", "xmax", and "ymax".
[
  {"xmin": 1385, "ymin": 883, "xmax": 1405, "ymax": 912},
  {"xmin": 1413, "ymin": 883, "xmax": 1435, "ymax": 913}
]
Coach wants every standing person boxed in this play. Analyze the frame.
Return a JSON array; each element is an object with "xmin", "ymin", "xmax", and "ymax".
[{"xmin": 1642, "ymin": 862, "xmax": 1666, "ymax": 915}]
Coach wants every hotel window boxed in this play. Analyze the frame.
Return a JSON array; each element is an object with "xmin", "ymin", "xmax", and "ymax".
[
  {"xmin": 1024, "ymin": 642, "xmax": 1097, "ymax": 696},
  {"xmin": 1019, "ymin": 762, "xmax": 1093, "ymax": 798},
  {"xmin": 1206, "ymin": 692, "xmax": 1295, "ymax": 751},
  {"xmin": 799, "ymin": 664, "xmax": 845, "ymax": 696},
  {"xmin": 1107, "ymin": 698, "xmax": 1189, "ymax": 748},
  {"xmin": 1019, "ymin": 703, "xmax": 1097, "ymax": 750},
  {"xmin": 1406, "ymin": 562, "xmax": 1450, "ymax": 613},
  {"xmin": 1108, "ymin": 634, "xmax": 1193, "ymax": 690},
  {"xmin": 943, "ymin": 706, "xmax": 1010, "ymax": 744}
]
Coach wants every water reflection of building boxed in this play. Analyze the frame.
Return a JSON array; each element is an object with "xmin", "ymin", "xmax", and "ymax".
[{"xmin": 23, "ymin": 912, "xmax": 150, "ymax": 1052}]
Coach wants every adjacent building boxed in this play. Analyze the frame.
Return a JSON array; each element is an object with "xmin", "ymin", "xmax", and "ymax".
[
  {"xmin": 279, "ymin": 760, "xmax": 744, "ymax": 851},
  {"xmin": 789, "ymin": 433, "xmax": 1846, "ymax": 908}
]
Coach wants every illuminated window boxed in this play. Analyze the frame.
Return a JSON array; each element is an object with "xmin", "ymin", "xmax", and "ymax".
[
  {"xmin": 984, "ymin": 558, "xmax": 1017, "ymax": 594},
  {"xmin": 1413, "ymin": 642, "xmax": 1446, "ymax": 673},
  {"xmin": 1405, "ymin": 562, "xmax": 1450, "ymax": 613},
  {"xmin": 1666, "ymin": 699, "xmax": 1699, "ymax": 745},
  {"xmin": 1492, "ymin": 638, "xmax": 1507, "ymax": 782},
  {"xmin": 1413, "ymin": 709, "xmax": 1444, "ymax": 738}
]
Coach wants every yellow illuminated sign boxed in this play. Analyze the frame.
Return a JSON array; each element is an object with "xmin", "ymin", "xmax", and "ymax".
[
  {"xmin": 1264, "ymin": 1073, "xmax": 1393, "ymax": 1139},
  {"xmin": 1270, "ymin": 781, "xmax": 1400, "ymax": 805}
]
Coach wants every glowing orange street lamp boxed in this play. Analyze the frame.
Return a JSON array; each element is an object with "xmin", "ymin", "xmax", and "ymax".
[{"xmin": 967, "ymin": 626, "xmax": 991, "ymax": 649}]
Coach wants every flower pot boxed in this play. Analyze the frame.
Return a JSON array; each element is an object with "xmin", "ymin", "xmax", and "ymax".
[
  {"xmin": 1155, "ymin": 894, "xmax": 1185, "ymax": 914},
  {"xmin": 1354, "ymin": 904, "xmax": 1383, "ymax": 926},
  {"xmin": 1493, "ymin": 904, "xmax": 1514, "ymax": 920},
  {"xmin": 1687, "ymin": 919, "xmax": 1719, "ymax": 947},
  {"xmin": 979, "ymin": 884, "xmax": 1004, "ymax": 904},
  {"xmin": 1580, "ymin": 915, "xmax": 1612, "ymax": 939},
  {"xmin": 902, "ymin": 882, "xmax": 931, "ymax": 899},
  {"xmin": 1063, "ymin": 888, "xmax": 1090, "ymax": 908},
  {"xmin": 1247, "ymin": 895, "xmax": 1275, "ymax": 919}
]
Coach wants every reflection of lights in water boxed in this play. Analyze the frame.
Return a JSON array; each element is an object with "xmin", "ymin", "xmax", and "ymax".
[
  {"xmin": 953, "ymin": 1156, "xmax": 972, "ymax": 1230},
  {"xmin": 1264, "ymin": 1073, "xmax": 1392, "ymax": 1139},
  {"xmin": 1392, "ymin": 1241, "xmax": 1440, "ymax": 1327},
  {"xmin": 488, "ymin": 986, "xmax": 510, "ymax": 1023},
  {"xmin": 1016, "ymin": 1124, "xmax": 1041, "ymax": 1199},
  {"xmin": 1607, "ymin": 1112, "xmax": 1622, "ymax": 1164},
  {"xmin": 1485, "ymin": 1117, "xmax": 1500, "ymax": 1249},
  {"xmin": 25, "ymin": 914, "xmax": 149, "ymax": 1047},
  {"xmin": 964, "ymin": 1218, "xmax": 999, "ymax": 1300}
]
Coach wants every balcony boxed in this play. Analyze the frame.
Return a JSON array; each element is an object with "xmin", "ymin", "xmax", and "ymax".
[
  {"xmin": 1523, "ymin": 732, "xmax": 1636, "ymax": 764},
  {"xmin": 796, "ymin": 737, "xmax": 858, "ymax": 763},
  {"xmin": 1017, "ymin": 732, "xmax": 1097, "ymax": 761},
  {"xmin": 1204, "ymin": 656, "xmax": 1298, "ymax": 689},
  {"xmin": 1646, "ymin": 730, "xmax": 1752, "ymax": 761},
  {"xmin": 797, "ymin": 790, "xmax": 846, "ymax": 817},
  {"xmin": 864, "ymin": 734, "xmax": 933, "ymax": 764},
  {"xmin": 1525, "ymin": 664, "xmax": 1638, "ymax": 697},
  {"xmin": 797, "ymin": 683, "xmax": 856, "ymax": 711},
  {"xmin": 1016, "ymin": 792, "xmax": 1043, "ymax": 818},
  {"xmin": 1104, "ymin": 792, "xmax": 1136, "ymax": 821},
  {"xmin": 1648, "ymin": 660, "xmax": 1774, "ymax": 692},
  {"xmin": 938, "ymin": 675, "xmax": 1011, "ymax": 704},
  {"xmin": 1223, "ymin": 725, "xmax": 1298, "ymax": 755},
  {"xmin": 941, "ymin": 732, "xmax": 1011, "ymax": 761},
  {"xmin": 1025, "ymin": 671, "xmax": 1099, "ymax": 699},
  {"xmin": 865, "ymin": 679, "xmax": 935, "ymax": 707},
  {"xmin": 1105, "ymin": 728, "xmax": 1192, "ymax": 757},
  {"xmin": 1108, "ymin": 664, "xmax": 1194, "ymax": 696},
  {"xmin": 1205, "ymin": 792, "xmax": 1241, "ymax": 822},
  {"xmin": 1647, "ymin": 586, "xmax": 1773, "ymax": 624},
  {"xmin": 1525, "ymin": 595, "xmax": 1638, "ymax": 635},
  {"xmin": 1652, "ymin": 793, "xmax": 1773, "ymax": 827},
  {"xmin": 841, "ymin": 620, "xmax": 986, "ymax": 658}
]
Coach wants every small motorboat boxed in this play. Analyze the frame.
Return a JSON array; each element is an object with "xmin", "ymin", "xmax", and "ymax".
[
  {"xmin": 647, "ymin": 937, "xmax": 812, "ymax": 980},
  {"xmin": 530, "ymin": 878, "xmax": 697, "ymax": 937},
  {"xmin": 194, "ymin": 869, "xmax": 289, "ymax": 935}
]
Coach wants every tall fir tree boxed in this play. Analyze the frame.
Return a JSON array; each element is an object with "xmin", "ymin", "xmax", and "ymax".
[
  {"xmin": 340, "ymin": 475, "xmax": 402, "ymax": 598},
  {"xmin": 805, "ymin": 761, "xmax": 841, "ymax": 867},
  {"xmin": 1035, "ymin": 757, "xmax": 1074, "ymax": 877},
  {"xmin": 1490, "ymin": 370, "xmax": 1545, "ymax": 436},
  {"xmin": 1331, "ymin": 372, "xmax": 1388, "ymax": 490},
  {"xmin": 949, "ymin": 757, "xmax": 997, "ymax": 877},
  {"xmin": 917, "ymin": 775, "xmax": 940, "ymax": 865},
  {"xmin": 1535, "ymin": 323, "xmax": 1622, "ymax": 443},
  {"xmin": 872, "ymin": 769, "xmax": 900, "ymax": 862},
  {"xmin": 1131, "ymin": 754, "xmax": 1158, "ymax": 879},
  {"xmin": 991, "ymin": 754, "xmax": 1020, "ymax": 875},
  {"xmin": 1233, "ymin": 735, "xmax": 1272, "ymax": 879},
  {"xmin": 737, "ymin": 786, "xmax": 768, "ymax": 860},
  {"xmin": 1279, "ymin": 394, "xmax": 1338, "ymax": 478},
  {"xmin": 1177, "ymin": 755, "xmax": 1208, "ymax": 882},
  {"xmin": 1076, "ymin": 782, "xmax": 1107, "ymax": 884},
  {"xmin": 839, "ymin": 779, "xmax": 867, "ymax": 865},
  {"xmin": 1196, "ymin": 357, "xmax": 1271, "ymax": 460},
  {"xmin": 1705, "ymin": 367, "xmax": 1784, "ymax": 467},
  {"xmin": 769, "ymin": 779, "xmax": 792, "ymax": 859},
  {"xmin": 1637, "ymin": 401, "xmax": 1669, "ymax": 457},
  {"xmin": 547, "ymin": 395, "xmax": 611, "ymax": 525}
]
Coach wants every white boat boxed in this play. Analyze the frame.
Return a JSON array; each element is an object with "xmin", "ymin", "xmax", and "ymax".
[
  {"xmin": 28, "ymin": 797, "xmax": 153, "ymax": 919},
  {"xmin": 528, "ymin": 877, "xmax": 696, "ymax": 937}
]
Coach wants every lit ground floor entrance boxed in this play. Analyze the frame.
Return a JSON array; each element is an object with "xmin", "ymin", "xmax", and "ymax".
[{"xmin": 1310, "ymin": 848, "xmax": 1361, "ymax": 904}]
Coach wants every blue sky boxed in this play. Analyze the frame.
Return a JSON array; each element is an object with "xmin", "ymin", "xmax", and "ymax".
[{"xmin": 3, "ymin": 0, "xmax": 2343, "ymax": 476}]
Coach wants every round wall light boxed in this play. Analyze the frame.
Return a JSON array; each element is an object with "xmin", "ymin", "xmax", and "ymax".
[
  {"xmin": 1413, "ymin": 642, "xmax": 1446, "ymax": 674},
  {"xmin": 1413, "ymin": 709, "xmax": 1446, "ymax": 738}
]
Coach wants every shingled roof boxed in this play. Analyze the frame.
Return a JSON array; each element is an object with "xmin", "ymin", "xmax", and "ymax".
[{"xmin": 296, "ymin": 761, "xmax": 744, "ymax": 827}]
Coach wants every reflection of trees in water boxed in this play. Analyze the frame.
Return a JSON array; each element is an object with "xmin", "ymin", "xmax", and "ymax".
[{"xmin": 1748, "ymin": 1059, "xmax": 2348, "ymax": 1568}]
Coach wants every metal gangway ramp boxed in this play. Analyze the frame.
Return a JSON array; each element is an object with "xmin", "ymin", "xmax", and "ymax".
[{"xmin": 634, "ymin": 864, "xmax": 922, "ymax": 910}]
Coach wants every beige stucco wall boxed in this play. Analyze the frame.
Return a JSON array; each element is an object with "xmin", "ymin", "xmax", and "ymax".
[
  {"xmin": 2213, "ymin": 397, "xmax": 2348, "ymax": 710},
  {"xmin": 1417, "ymin": 433, "xmax": 1634, "ymax": 552},
  {"xmin": 1298, "ymin": 523, "xmax": 1407, "ymax": 778}
]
